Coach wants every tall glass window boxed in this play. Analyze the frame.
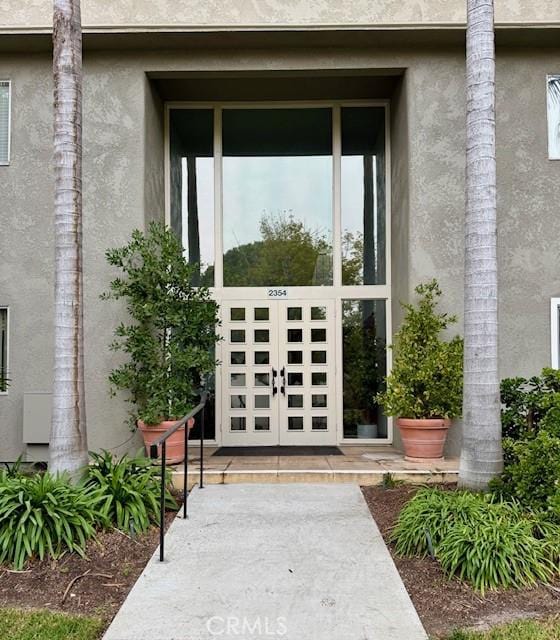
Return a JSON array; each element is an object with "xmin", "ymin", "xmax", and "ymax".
[
  {"xmin": 222, "ymin": 108, "xmax": 333, "ymax": 287},
  {"xmin": 169, "ymin": 109, "xmax": 214, "ymax": 285},
  {"xmin": 341, "ymin": 107, "xmax": 386, "ymax": 286},
  {"xmin": 342, "ymin": 300, "xmax": 387, "ymax": 439}
]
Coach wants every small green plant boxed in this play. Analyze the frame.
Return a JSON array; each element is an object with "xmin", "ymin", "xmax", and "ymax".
[
  {"xmin": 381, "ymin": 473, "xmax": 403, "ymax": 490},
  {"xmin": 102, "ymin": 222, "xmax": 220, "ymax": 426},
  {"xmin": 0, "ymin": 473, "xmax": 102, "ymax": 570},
  {"xmin": 85, "ymin": 450, "xmax": 177, "ymax": 535},
  {"xmin": 392, "ymin": 488, "xmax": 557, "ymax": 594},
  {"xmin": 377, "ymin": 280, "xmax": 463, "ymax": 419}
]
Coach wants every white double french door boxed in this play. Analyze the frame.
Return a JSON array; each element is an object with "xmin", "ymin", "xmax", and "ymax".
[{"xmin": 221, "ymin": 299, "xmax": 336, "ymax": 446}]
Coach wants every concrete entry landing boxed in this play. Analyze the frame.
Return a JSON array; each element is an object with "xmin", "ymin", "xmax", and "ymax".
[
  {"xmin": 104, "ymin": 484, "xmax": 427, "ymax": 640},
  {"xmin": 173, "ymin": 445, "xmax": 459, "ymax": 490}
]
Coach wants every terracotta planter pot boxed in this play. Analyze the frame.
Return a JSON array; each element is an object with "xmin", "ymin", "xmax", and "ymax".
[
  {"xmin": 138, "ymin": 417, "xmax": 195, "ymax": 465},
  {"xmin": 396, "ymin": 417, "xmax": 451, "ymax": 462}
]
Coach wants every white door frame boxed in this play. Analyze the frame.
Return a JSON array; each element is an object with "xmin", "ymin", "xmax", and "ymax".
[{"xmin": 164, "ymin": 100, "xmax": 392, "ymax": 446}]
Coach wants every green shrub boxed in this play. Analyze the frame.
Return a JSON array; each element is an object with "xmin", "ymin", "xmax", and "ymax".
[
  {"xmin": 102, "ymin": 222, "xmax": 220, "ymax": 427},
  {"xmin": 0, "ymin": 473, "xmax": 102, "ymax": 570},
  {"xmin": 376, "ymin": 280, "xmax": 463, "ymax": 419},
  {"xmin": 392, "ymin": 489, "xmax": 557, "ymax": 594},
  {"xmin": 491, "ymin": 430, "xmax": 560, "ymax": 519},
  {"xmin": 500, "ymin": 368, "xmax": 560, "ymax": 440},
  {"xmin": 85, "ymin": 450, "xmax": 177, "ymax": 535}
]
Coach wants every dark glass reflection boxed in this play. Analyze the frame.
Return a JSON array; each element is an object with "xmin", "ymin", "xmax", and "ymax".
[
  {"xmin": 222, "ymin": 109, "xmax": 333, "ymax": 287},
  {"xmin": 342, "ymin": 300, "xmax": 387, "ymax": 438},
  {"xmin": 341, "ymin": 108, "xmax": 386, "ymax": 286},
  {"xmin": 169, "ymin": 109, "xmax": 214, "ymax": 286}
]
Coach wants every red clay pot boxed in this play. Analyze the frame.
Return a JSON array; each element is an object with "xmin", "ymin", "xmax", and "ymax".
[
  {"xmin": 137, "ymin": 417, "xmax": 195, "ymax": 465},
  {"xmin": 396, "ymin": 417, "xmax": 451, "ymax": 462}
]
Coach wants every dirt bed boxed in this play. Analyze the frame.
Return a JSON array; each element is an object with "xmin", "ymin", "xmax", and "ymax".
[{"xmin": 362, "ymin": 484, "xmax": 560, "ymax": 638}]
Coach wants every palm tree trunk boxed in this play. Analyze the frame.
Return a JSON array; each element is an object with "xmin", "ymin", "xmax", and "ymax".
[
  {"xmin": 459, "ymin": 0, "xmax": 503, "ymax": 489},
  {"xmin": 50, "ymin": 0, "xmax": 88, "ymax": 476}
]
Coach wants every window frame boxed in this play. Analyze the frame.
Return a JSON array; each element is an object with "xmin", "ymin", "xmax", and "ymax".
[
  {"xmin": 0, "ymin": 80, "xmax": 11, "ymax": 166},
  {"xmin": 551, "ymin": 298, "xmax": 560, "ymax": 368},
  {"xmin": 0, "ymin": 307, "xmax": 9, "ymax": 395},
  {"xmin": 164, "ymin": 101, "xmax": 392, "ymax": 445},
  {"xmin": 547, "ymin": 75, "xmax": 560, "ymax": 161}
]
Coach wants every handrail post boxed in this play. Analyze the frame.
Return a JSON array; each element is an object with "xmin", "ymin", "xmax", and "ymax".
[
  {"xmin": 183, "ymin": 417, "xmax": 188, "ymax": 519},
  {"xmin": 159, "ymin": 441, "xmax": 166, "ymax": 562},
  {"xmin": 200, "ymin": 406, "xmax": 205, "ymax": 489}
]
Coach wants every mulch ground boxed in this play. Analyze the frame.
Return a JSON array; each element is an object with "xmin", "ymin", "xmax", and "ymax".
[
  {"xmin": 362, "ymin": 484, "xmax": 560, "ymax": 638},
  {"xmin": 0, "ymin": 510, "xmax": 177, "ymax": 630}
]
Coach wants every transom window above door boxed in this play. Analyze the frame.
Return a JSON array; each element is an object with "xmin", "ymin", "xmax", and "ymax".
[{"xmin": 168, "ymin": 103, "xmax": 387, "ymax": 289}]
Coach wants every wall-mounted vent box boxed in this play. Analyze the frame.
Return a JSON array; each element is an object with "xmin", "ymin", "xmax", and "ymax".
[{"xmin": 23, "ymin": 392, "xmax": 51, "ymax": 444}]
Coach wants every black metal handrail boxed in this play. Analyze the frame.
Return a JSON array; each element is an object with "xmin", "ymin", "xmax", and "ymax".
[{"xmin": 150, "ymin": 391, "xmax": 208, "ymax": 561}]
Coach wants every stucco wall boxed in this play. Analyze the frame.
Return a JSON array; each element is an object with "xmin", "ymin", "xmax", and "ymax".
[
  {"xmin": 1, "ymin": 44, "xmax": 559, "ymax": 460},
  {"xmin": 2, "ymin": 1, "xmax": 560, "ymax": 30}
]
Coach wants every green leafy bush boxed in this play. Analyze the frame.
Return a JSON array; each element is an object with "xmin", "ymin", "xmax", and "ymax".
[
  {"xmin": 491, "ymin": 368, "xmax": 560, "ymax": 519},
  {"xmin": 377, "ymin": 280, "xmax": 463, "ymax": 419},
  {"xmin": 85, "ymin": 450, "xmax": 177, "ymax": 534},
  {"xmin": 102, "ymin": 222, "xmax": 220, "ymax": 426},
  {"xmin": 0, "ymin": 473, "xmax": 102, "ymax": 569},
  {"xmin": 491, "ymin": 431, "xmax": 560, "ymax": 519},
  {"xmin": 500, "ymin": 368, "xmax": 560, "ymax": 440},
  {"xmin": 392, "ymin": 489, "xmax": 557, "ymax": 594}
]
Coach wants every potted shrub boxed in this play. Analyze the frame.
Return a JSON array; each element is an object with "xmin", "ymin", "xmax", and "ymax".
[
  {"xmin": 377, "ymin": 280, "xmax": 463, "ymax": 460},
  {"xmin": 103, "ymin": 223, "xmax": 219, "ymax": 464}
]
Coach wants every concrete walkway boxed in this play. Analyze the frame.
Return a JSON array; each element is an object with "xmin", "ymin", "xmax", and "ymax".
[{"xmin": 103, "ymin": 484, "xmax": 427, "ymax": 640}]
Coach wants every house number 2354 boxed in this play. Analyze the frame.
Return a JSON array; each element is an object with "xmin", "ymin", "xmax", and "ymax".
[{"xmin": 267, "ymin": 288, "xmax": 288, "ymax": 298}]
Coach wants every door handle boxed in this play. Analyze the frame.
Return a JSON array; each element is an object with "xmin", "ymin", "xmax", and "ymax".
[
  {"xmin": 280, "ymin": 367, "xmax": 286, "ymax": 396},
  {"xmin": 272, "ymin": 367, "xmax": 278, "ymax": 396}
]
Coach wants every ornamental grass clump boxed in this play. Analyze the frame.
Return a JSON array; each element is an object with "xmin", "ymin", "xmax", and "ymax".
[
  {"xmin": 376, "ymin": 280, "xmax": 463, "ymax": 419},
  {"xmin": 392, "ymin": 488, "xmax": 558, "ymax": 595},
  {"xmin": 85, "ymin": 450, "xmax": 177, "ymax": 535},
  {"xmin": 0, "ymin": 472, "xmax": 103, "ymax": 570}
]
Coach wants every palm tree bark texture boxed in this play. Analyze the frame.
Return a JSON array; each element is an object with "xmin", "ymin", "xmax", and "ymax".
[
  {"xmin": 50, "ymin": 0, "xmax": 88, "ymax": 475},
  {"xmin": 459, "ymin": 0, "xmax": 503, "ymax": 489}
]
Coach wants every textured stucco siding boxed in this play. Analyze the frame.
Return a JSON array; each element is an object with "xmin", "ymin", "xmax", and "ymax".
[
  {"xmin": 1, "ymin": 45, "xmax": 559, "ymax": 460},
  {"xmin": 1, "ymin": 1, "xmax": 560, "ymax": 30}
]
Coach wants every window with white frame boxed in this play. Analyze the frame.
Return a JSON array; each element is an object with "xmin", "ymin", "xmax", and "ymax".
[
  {"xmin": 0, "ymin": 81, "xmax": 10, "ymax": 165},
  {"xmin": 0, "ymin": 308, "xmax": 8, "ymax": 392},
  {"xmin": 551, "ymin": 298, "xmax": 560, "ymax": 368}
]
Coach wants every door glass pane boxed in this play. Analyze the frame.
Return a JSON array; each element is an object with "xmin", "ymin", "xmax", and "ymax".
[
  {"xmin": 254, "ymin": 417, "xmax": 270, "ymax": 431},
  {"xmin": 230, "ymin": 307, "xmax": 245, "ymax": 321},
  {"xmin": 287, "ymin": 329, "xmax": 303, "ymax": 343},
  {"xmin": 169, "ymin": 109, "xmax": 214, "ymax": 286},
  {"xmin": 254, "ymin": 351, "xmax": 270, "ymax": 365},
  {"xmin": 311, "ymin": 350, "xmax": 327, "ymax": 364},
  {"xmin": 230, "ymin": 351, "xmax": 245, "ymax": 365},
  {"xmin": 254, "ymin": 329, "xmax": 269, "ymax": 343},
  {"xmin": 288, "ymin": 416, "xmax": 304, "ymax": 431},
  {"xmin": 287, "ymin": 350, "xmax": 303, "ymax": 364},
  {"xmin": 312, "ymin": 416, "xmax": 328, "ymax": 430},
  {"xmin": 312, "ymin": 372, "xmax": 327, "ymax": 386},
  {"xmin": 254, "ymin": 395, "xmax": 270, "ymax": 409},
  {"xmin": 230, "ymin": 329, "xmax": 245, "ymax": 343},
  {"xmin": 255, "ymin": 373, "xmax": 270, "ymax": 387},
  {"xmin": 287, "ymin": 307, "xmax": 302, "ymax": 321},
  {"xmin": 223, "ymin": 108, "xmax": 333, "ymax": 287},
  {"xmin": 343, "ymin": 300, "xmax": 387, "ymax": 439},
  {"xmin": 231, "ymin": 417, "xmax": 246, "ymax": 431},
  {"xmin": 288, "ymin": 372, "xmax": 303, "ymax": 386},
  {"xmin": 311, "ymin": 306, "xmax": 326, "ymax": 320},
  {"xmin": 254, "ymin": 307, "xmax": 269, "ymax": 321},
  {"xmin": 231, "ymin": 395, "xmax": 246, "ymax": 409},
  {"xmin": 230, "ymin": 373, "xmax": 246, "ymax": 387},
  {"xmin": 311, "ymin": 328, "xmax": 326, "ymax": 343},
  {"xmin": 341, "ymin": 107, "xmax": 386, "ymax": 285},
  {"xmin": 312, "ymin": 394, "xmax": 327, "ymax": 408},
  {"xmin": 288, "ymin": 394, "xmax": 304, "ymax": 408}
]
